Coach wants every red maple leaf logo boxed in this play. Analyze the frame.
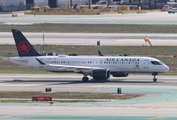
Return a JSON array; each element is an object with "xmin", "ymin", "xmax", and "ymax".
[
  {"xmin": 18, "ymin": 41, "xmax": 30, "ymax": 54},
  {"xmin": 20, "ymin": 43, "xmax": 28, "ymax": 51}
]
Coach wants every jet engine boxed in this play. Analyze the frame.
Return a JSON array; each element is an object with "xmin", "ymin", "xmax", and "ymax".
[
  {"xmin": 112, "ymin": 72, "xmax": 129, "ymax": 77},
  {"xmin": 91, "ymin": 69, "xmax": 110, "ymax": 80}
]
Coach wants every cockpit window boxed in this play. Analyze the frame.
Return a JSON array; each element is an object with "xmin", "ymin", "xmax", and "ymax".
[{"xmin": 151, "ymin": 61, "xmax": 162, "ymax": 65}]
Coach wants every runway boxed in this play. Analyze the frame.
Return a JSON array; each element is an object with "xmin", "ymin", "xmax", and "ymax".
[
  {"xmin": 0, "ymin": 74, "xmax": 177, "ymax": 119},
  {"xmin": 0, "ymin": 74, "xmax": 177, "ymax": 92},
  {"xmin": 0, "ymin": 12, "xmax": 177, "ymax": 24},
  {"xmin": 1, "ymin": 32, "xmax": 177, "ymax": 46}
]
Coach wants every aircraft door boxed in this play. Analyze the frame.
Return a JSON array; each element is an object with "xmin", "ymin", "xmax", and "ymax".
[
  {"xmin": 143, "ymin": 60, "xmax": 149, "ymax": 69},
  {"xmin": 100, "ymin": 60, "xmax": 103, "ymax": 65}
]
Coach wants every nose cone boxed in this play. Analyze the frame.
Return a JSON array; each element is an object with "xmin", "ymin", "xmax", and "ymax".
[{"xmin": 163, "ymin": 65, "xmax": 170, "ymax": 72}]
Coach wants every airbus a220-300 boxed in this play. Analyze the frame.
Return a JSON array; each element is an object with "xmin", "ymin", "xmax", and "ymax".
[{"xmin": 9, "ymin": 29, "xmax": 169, "ymax": 82}]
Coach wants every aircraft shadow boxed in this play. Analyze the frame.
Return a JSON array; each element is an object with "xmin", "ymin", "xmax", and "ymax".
[{"xmin": 1, "ymin": 79, "xmax": 162, "ymax": 85}]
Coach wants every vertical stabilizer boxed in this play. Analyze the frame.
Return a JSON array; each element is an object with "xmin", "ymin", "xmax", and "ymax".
[
  {"xmin": 98, "ymin": 50, "xmax": 104, "ymax": 56},
  {"xmin": 11, "ymin": 29, "xmax": 41, "ymax": 56}
]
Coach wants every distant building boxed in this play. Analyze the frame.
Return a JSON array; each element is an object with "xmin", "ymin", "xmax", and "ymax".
[
  {"xmin": 0, "ymin": 0, "xmax": 168, "ymax": 12},
  {"xmin": 0, "ymin": 0, "xmax": 26, "ymax": 12},
  {"xmin": 0, "ymin": 0, "xmax": 92, "ymax": 11},
  {"xmin": 0, "ymin": 0, "xmax": 25, "ymax": 6},
  {"xmin": 0, "ymin": 0, "xmax": 94, "ymax": 8}
]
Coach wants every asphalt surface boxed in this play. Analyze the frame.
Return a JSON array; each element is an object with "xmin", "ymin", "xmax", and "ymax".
[
  {"xmin": 0, "ymin": 74, "xmax": 177, "ymax": 119},
  {"xmin": 0, "ymin": 12, "xmax": 177, "ymax": 24},
  {"xmin": 1, "ymin": 32, "xmax": 177, "ymax": 46},
  {"xmin": 0, "ymin": 74, "xmax": 177, "ymax": 92}
]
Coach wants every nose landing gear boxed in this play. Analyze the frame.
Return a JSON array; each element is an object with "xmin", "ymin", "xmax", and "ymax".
[
  {"xmin": 152, "ymin": 72, "xmax": 158, "ymax": 82},
  {"xmin": 153, "ymin": 78, "xmax": 157, "ymax": 82}
]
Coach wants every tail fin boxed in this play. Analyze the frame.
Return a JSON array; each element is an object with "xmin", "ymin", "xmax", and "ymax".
[
  {"xmin": 11, "ymin": 29, "xmax": 41, "ymax": 56},
  {"xmin": 98, "ymin": 50, "xmax": 104, "ymax": 56}
]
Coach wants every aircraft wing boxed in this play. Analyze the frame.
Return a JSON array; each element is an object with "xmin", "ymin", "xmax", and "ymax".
[
  {"xmin": 36, "ymin": 58, "xmax": 103, "ymax": 73},
  {"xmin": 48, "ymin": 64, "xmax": 103, "ymax": 72}
]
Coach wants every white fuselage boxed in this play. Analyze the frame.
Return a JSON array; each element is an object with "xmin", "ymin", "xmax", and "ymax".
[{"xmin": 9, "ymin": 55, "xmax": 169, "ymax": 74}]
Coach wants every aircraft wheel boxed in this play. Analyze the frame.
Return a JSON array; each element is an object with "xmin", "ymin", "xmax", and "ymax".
[
  {"xmin": 82, "ymin": 77, "xmax": 89, "ymax": 82},
  {"xmin": 153, "ymin": 78, "xmax": 157, "ymax": 82}
]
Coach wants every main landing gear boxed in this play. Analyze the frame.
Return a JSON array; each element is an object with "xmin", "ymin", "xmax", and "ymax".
[
  {"xmin": 82, "ymin": 76, "xmax": 89, "ymax": 82},
  {"xmin": 152, "ymin": 72, "xmax": 158, "ymax": 82}
]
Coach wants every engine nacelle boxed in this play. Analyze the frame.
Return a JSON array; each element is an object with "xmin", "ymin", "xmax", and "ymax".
[
  {"xmin": 91, "ymin": 69, "xmax": 110, "ymax": 80},
  {"xmin": 112, "ymin": 72, "xmax": 129, "ymax": 77}
]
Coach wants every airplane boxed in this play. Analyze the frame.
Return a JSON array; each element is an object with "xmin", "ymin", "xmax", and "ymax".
[
  {"xmin": 98, "ymin": 50, "xmax": 103, "ymax": 56},
  {"xmin": 9, "ymin": 29, "xmax": 169, "ymax": 82}
]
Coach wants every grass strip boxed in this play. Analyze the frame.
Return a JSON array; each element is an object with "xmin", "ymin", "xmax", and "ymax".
[
  {"xmin": 0, "ymin": 100, "xmax": 104, "ymax": 103},
  {"xmin": 0, "ymin": 91, "xmax": 141, "ymax": 100},
  {"xmin": 0, "ymin": 100, "xmax": 28, "ymax": 103}
]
